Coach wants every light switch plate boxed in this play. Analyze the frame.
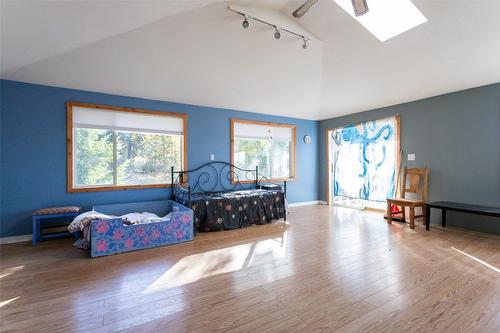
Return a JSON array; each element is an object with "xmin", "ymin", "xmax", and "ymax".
[
  {"xmin": 408, "ymin": 153, "xmax": 416, "ymax": 161},
  {"xmin": 210, "ymin": 154, "xmax": 215, "ymax": 161}
]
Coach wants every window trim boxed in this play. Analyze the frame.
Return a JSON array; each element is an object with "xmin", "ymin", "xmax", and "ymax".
[
  {"xmin": 66, "ymin": 101, "xmax": 188, "ymax": 193},
  {"xmin": 230, "ymin": 118, "xmax": 296, "ymax": 183}
]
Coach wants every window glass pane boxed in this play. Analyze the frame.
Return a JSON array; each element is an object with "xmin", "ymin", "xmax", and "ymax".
[
  {"xmin": 271, "ymin": 140, "xmax": 290, "ymax": 178},
  {"xmin": 234, "ymin": 138, "xmax": 271, "ymax": 179},
  {"xmin": 116, "ymin": 131, "xmax": 182, "ymax": 185},
  {"xmin": 232, "ymin": 121, "xmax": 295, "ymax": 180},
  {"xmin": 74, "ymin": 128, "xmax": 113, "ymax": 187}
]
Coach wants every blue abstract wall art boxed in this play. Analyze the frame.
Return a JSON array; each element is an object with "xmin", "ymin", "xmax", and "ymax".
[{"xmin": 332, "ymin": 116, "xmax": 399, "ymax": 202}]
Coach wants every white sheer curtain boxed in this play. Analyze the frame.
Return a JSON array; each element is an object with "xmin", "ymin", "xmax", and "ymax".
[{"xmin": 332, "ymin": 116, "xmax": 399, "ymax": 208}]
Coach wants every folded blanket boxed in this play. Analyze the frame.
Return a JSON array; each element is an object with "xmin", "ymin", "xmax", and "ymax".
[
  {"xmin": 68, "ymin": 210, "xmax": 114, "ymax": 233},
  {"xmin": 68, "ymin": 211, "xmax": 114, "ymax": 250}
]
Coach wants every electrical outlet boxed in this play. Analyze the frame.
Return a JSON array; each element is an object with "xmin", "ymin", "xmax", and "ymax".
[
  {"xmin": 407, "ymin": 153, "xmax": 416, "ymax": 161},
  {"xmin": 210, "ymin": 154, "xmax": 215, "ymax": 161}
]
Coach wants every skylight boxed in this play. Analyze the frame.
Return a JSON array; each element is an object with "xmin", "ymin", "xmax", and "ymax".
[{"xmin": 334, "ymin": 0, "xmax": 427, "ymax": 42}]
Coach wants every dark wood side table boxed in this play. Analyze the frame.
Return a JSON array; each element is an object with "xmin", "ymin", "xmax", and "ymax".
[{"xmin": 425, "ymin": 201, "xmax": 500, "ymax": 231}]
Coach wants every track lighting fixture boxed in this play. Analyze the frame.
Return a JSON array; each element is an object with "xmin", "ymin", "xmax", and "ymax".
[
  {"xmin": 242, "ymin": 15, "xmax": 249, "ymax": 29},
  {"xmin": 274, "ymin": 27, "xmax": 281, "ymax": 39},
  {"xmin": 228, "ymin": 6, "xmax": 311, "ymax": 50}
]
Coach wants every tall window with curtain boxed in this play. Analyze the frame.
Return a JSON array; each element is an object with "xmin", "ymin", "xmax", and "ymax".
[{"xmin": 331, "ymin": 115, "xmax": 400, "ymax": 207}]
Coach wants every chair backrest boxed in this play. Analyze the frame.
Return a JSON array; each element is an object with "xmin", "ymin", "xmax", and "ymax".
[{"xmin": 401, "ymin": 167, "xmax": 429, "ymax": 202}]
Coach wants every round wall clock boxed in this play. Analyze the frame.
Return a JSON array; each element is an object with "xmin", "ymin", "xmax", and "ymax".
[{"xmin": 303, "ymin": 135, "xmax": 312, "ymax": 145}]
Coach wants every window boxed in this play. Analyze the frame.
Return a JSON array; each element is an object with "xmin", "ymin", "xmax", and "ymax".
[
  {"xmin": 231, "ymin": 119, "xmax": 296, "ymax": 181},
  {"xmin": 67, "ymin": 102, "xmax": 187, "ymax": 192},
  {"xmin": 328, "ymin": 115, "xmax": 400, "ymax": 210}
]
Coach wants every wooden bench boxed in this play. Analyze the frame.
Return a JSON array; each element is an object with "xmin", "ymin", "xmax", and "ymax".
[{"xmin": 425, "ymin": 201, "xmax": 500, "ymax": 231}]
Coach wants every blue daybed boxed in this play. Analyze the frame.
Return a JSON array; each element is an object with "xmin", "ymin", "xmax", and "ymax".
[{"xmin": 90, "ymin": 200, "xmax": 193, "ymax": 258}]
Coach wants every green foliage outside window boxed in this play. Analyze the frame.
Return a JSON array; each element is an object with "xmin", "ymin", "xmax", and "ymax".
[
  {"xmin": 234, "ymin": 138, "xmax": 291, "ymax": 179},
  {"xmin": 75, "ymin": 128, "xmax": 113, "ymax": 186},
  {"xmin": 74, "ymin": 128, "xmax": 182, "ymax": 187}
]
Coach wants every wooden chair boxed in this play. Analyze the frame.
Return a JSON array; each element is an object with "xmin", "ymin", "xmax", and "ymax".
[{"xmin": 387, "ymin": 167, "xmax": 429, "ymax": 229}]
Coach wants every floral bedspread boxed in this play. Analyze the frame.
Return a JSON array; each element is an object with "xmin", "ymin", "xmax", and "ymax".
[{"xmin": 175, "ymin": 188, "xmax": 285, "ymax": 232}]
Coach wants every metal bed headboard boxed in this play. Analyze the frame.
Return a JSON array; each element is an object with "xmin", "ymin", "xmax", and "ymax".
[{"xmin": 171, "ymin": 161, "xmax": 287, "ymax": 207}]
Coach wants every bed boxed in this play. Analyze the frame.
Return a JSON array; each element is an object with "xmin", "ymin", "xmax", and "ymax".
[
  {"xmin": 171, "ymin": 161, "xmax": 287, "ymax": 232},
  {"xmin": 69, "ymin": 200, "xmax": 193, "ymax": 257}
]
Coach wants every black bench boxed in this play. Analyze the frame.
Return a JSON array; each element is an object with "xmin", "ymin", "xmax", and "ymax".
[{"xmin": 425, "ymin": 201, "xmax": 500, "ymax": 231}]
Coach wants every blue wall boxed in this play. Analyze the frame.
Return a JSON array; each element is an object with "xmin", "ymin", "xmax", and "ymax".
[
  {"xmin": 0, "ymin": 80, "xmax": 319, "ymax": 237},
  {"xmin": 3, "ymin": 79, "xmax": 497, "ymax": 237},
  {"xmin": 319, "ymin": 83, "xmax": 500, "ymax": 234}
]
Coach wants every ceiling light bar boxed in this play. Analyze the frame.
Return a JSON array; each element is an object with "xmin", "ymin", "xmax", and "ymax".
[{"xmin": 227, "ymin": 6, "xmax": 311, "ymax": 49}]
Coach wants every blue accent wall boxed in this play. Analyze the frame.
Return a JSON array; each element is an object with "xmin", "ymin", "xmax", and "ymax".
[
  {"xmin": 0, "ymin": 80, "xmax": 319, "ymax": 237},
  {"xmin": 319, "ymin": 83, "xmax": 500, "ymax": 234}
]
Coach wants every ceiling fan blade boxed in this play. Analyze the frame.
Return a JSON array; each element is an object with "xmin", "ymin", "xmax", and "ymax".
[
  {"xmin": 292, "ymin": 0, "xmax": 320, "ymax": 18},
  {"xmin": 352, "ymin": 0, "xmax": 369, "ymax": 16}
]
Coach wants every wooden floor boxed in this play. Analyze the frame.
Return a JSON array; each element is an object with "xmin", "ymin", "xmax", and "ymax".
[{"xmin": 1, "ymin": 205, "xmax": 499, "ymax": 333}]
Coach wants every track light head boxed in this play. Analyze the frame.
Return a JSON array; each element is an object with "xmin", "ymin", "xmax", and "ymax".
[
  {"xmin": 274, "ymin": 27, "xmax": 281, "ymax": 39},
  {"xmin": 302, "ymin": 37, "xmax": 309, "ymax": 49},
  {"xmin": 302, "ymin": 38, "xmax": 309, "ymax": 49},
  {"xmin": 242, "ymin": 15, "xmax": 249, "ymax": 29}
]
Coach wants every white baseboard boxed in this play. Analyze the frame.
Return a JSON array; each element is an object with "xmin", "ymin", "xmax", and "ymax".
[
  {"xmin": 0, "ymin": 234, "xmax": 32, "ymax": 245},
  {"xmin": 288, "ymin": 200, "xmax": 327, "ymax": 207}
]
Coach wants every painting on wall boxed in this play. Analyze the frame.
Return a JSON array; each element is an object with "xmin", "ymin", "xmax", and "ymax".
[{"xmin": 331, "ymin": 116, "xmax": 400, "ymax": 203}]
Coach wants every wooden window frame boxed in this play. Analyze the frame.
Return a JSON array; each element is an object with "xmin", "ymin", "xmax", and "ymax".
[
  {"xmin": 67, "ymin": 101, "xmax": 188, "ymax": 193},
  {"xmin": 230, "ymin": 118, "xmax": 297, "ymax": 183}
]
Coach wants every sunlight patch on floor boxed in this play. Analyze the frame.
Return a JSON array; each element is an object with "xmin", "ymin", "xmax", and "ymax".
[
  {"xmin": 0, "ymin": 265, "xmax": 24, "ymax": 279},
  {"xmin": 0, "ymin": 296, "xmax": 20, "ymax": 308},
  {"xmin": 143, "ymin": 234, "xmax": 288, "ymax": 293},
  {"xmin": 143, "ymin": 243, "xmax": 253, "ymax": 293},
  {"xmin": 451, "ymin": 247, "xmax": 500, "ymax": 274}
]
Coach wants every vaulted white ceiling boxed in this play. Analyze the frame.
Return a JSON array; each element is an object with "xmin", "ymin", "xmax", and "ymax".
[{"xmin": 1, "ymin": 0, "xmax": 499, "ymax": 120}]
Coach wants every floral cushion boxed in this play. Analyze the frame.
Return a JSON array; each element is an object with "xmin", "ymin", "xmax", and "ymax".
[{"xmin": 33, "ymin": 206, "xmax": 81, "ymax": 216}]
